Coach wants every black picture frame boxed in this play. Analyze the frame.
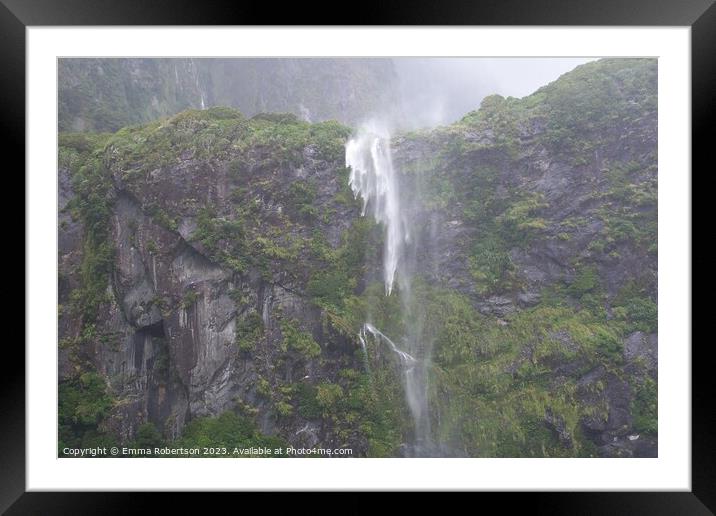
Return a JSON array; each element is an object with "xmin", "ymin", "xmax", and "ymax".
[{"xmin": 4, "ymin": 0, "xmax": 711, "ymax": 511}]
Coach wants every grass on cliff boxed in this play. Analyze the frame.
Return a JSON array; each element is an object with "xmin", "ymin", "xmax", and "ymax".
[
  {"xmin": 104, "ymin": 108, "xmax": 350, "ymax": 180},
  {"xmin": 348, "ymin": 273, "xmax": 653, "ymax": 457}
]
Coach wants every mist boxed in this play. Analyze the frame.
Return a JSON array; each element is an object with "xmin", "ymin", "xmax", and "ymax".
[{"xmin": 392, "ymin": 57, "xmax": 598, "ymax": 129}]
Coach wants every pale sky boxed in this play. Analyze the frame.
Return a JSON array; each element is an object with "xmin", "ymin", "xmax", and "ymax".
[{"xmin": 393, "ymin": 57, "xmax": 598, "ymax": 128}]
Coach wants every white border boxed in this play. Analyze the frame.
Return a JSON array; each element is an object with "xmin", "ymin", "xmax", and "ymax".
[{"xmin": 27, "ymin": 27, "xmax": 691, "ymax": 491}]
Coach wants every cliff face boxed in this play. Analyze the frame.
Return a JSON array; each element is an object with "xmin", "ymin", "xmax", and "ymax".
[
  {"xmin": 58, "ymin": 58, "xmax": 400, "ymax": 133},
  {"xmin": 388, "ymin": 58, "xmax": 657, "ymax": 457},
  {"xmin": 59, "ymin": 111, "xmax": 393, "ymax": 454},
  {"xmin": 58, "ymin": 59, "xmax": 657, "ymax": 457}
]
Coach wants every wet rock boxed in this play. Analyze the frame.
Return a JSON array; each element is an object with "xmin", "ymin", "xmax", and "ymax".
[
  {"xmin": 624, "ymin": 331, "xmax": 658, "ymax": 372},
  {"xmin": 294, "ymin": 422, "xmax": 321, "ymax": 449},
  {"xmin": 545, "ymin": 407, "xmax": 573, "ymax": 449},
  {"xmin": 598, "ymin": 433, "xmax": 657, "ymax": 458},
  {"xmin": 517, "ymin": 291, "xmax": 541, "ymax": 307},
  {"xmin": 477, "ymin": 295, "xmax": 516, "ymax": 317},
  {"xmin": 577, "ymin": 366, "xmax": 636, "ymax": 448}
]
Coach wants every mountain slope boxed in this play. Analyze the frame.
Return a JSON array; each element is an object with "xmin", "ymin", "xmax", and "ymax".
[
  {"xmin": 390, "ymin": 58, "xmax": 657, "ymax": 457},
  {"xmin": 58, "ymin": 58, "xmax": 400, "ymax": 132},
  {"xmin": 58, "ymin": 58, "xmax": 657, "ymax": 457}
]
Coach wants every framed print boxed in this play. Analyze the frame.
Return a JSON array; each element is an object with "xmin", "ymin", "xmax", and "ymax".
[{"xmin": 5, "ymin": 0, "xmax": 713, "ymax": 511}]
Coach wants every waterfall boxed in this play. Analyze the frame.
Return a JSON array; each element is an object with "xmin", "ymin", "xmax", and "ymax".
[
  {"xmin": 360, "ymin": 321, "xmax": 431, "ymax": 454},
  {"xmin": 346, "ymin": 123, "xmax": 432, "ymax": 455},
  {"xmin": 191, "ymin": 58, "xmax": 206, "ymax": 110},
  {"xmin": 299, "ymin": 103, "xmax": 312, "ymax": 122},
  {"xmin": 357, "ymin": 326, "xmax": 371, "ymax": 375},
  {"xmin": 364, "ymin": 323, "xmax": 415, "ymax": 366},
  {"xmin": 346, "ymin": 123, "xmax": 409, "ymax": 296}
]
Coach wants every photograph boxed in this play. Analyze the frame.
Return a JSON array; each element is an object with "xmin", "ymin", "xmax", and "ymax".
[
  {"xmin": 6, "ymin": 3, "xmax": 707, "ymax": 505},
  {"xmin": 57, "ymin": 56, "xmax": 658, "ymax": 459}
]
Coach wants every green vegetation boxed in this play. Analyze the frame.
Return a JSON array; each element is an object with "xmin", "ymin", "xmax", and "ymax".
[
  {"xmin": 292, "ymin": 367, "xmax": 409, "ymax": 457},
  {"xmin": 131, "ymin": 422, "xmax": 164, "ymax": 449},
  {"xmin": 632, "ymin": 377, "xmax": 657, "ymax": 435},
  {"xmin": 192, "ymin": 207, "xmax": 247, "ymax": 268},
  {"xmin": 568, "ymin": 266, "xmax": 601, "ymax": 298},
  {"xmin": 316, "ymin": 382, "xmax": 344, "ymax": 410},
  {"xmin": 279, "ymin": 319, "xmax": 321, "ymax": 359},
  {"xmin": 595, "ymin": 159, "xmax": 658, "ymax": 259},
  {"xmin": 175, "ymin": 411, "xmax": 289, "ymax": 456},
  {"xmin": 465, "ymin": 192, "xmax": 549, "ymax": 296},
  {"xmin": 181, "ymin": 289, "xmax": 199, "ymax": 309},
  {"xmin": 295, "ymin": 383, "xmax": 322, "ymax": 419},
  {"xmin": 60, "ymin": 133, "xmax": 115, "ymax": 323},
  {"xmin": 455, "ymin": 59, "xmax": 657, "ymax": 163},
  {"xmin": 102, "ymin": 108, "xmax": 351, "ymax": 182},
  {"xmin": 497, "ymin": 192, "xmax": 549, "ymax": 239},
  {"xmin": 309, "ymin": 120, "xmax": 353, "ymax": 162},
  {"xmin": 306, "ymin": 218, "xmax": 376, "ymax": 311},
  {"xmin": 286, "ymin": 180, "xmax": 318, "ymax": 220},
  {"xmin": 612, "ymin": 280, "xmax": 658, "ymax": 333},
  {"xmin": 191, "ymin": 203, "xmax": 303, "ymax": 279},
  {"xmin": 428, "ymin": 292, "xmax": 618, "ymax": 456},
  {"xmin": 345, "ymin": 274, "xmax": 643, "ymax": 457},
  {"xmin": 537, "ymin": 59, "xmax": 657, "ymax": 159},
  {"xmin": 236, "ymin": 312, "xmax": 264, "ymax": 352},
  {"xmin": 58, "ymin": 372, "xmax": 114, "ymax": 451},
  {"xmin": 351, "ymin": 368, "xmax": 411, "ymax": 456}
]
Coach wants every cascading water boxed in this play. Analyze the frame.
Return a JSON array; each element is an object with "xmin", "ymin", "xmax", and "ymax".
[
  {"xmin": 191, "ymin": 58, "xmax": 206, "ymax": 110},
  {"xmin": 357, "ymin": 328, "xmax": 371, "ymax": 375},
  {"xmin": 346, "ymin": 123, "xmax": 433, "ymax": 455},
  {"xmin": 346, "ymin": 123, "xmax": 409, "ymax": 296},
  {"xmin": 364, "ymin": 323, "xmax": 415, "ymax": 366}
]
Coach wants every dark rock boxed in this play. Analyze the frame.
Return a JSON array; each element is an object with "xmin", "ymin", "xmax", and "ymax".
[
  {"xmin": 545, "ymin": 407, "xmax": 574, "ymax": 449},
  {"xmin": 624, "ymin": 331, "xmax": 658, "ymax": 372},
  {"xmin": 476, "ymin": 295, "xmax": 516, "ymax": 317},
  {"xmin": 517, "ymin": 291, "xmax": 541, "ymax": 307}
]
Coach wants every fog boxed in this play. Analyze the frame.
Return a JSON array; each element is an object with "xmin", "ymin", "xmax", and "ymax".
[{"xmin": 392, "ymin": 57, "xmax": 598, "ymax": 129}]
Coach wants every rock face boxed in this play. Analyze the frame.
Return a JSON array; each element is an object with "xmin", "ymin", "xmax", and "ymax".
[
  {"xmin": 58, "ymin": 111, "xmax": 378, "ymax": 452},
  {"xmin": 59, "ymin": 58, "xmax": 400, "ymax": 132},
  {"xmin": 387, "ymin": 58, "xmax": 658, "ymax": 457},
  {"xmin": 58, "ymin": 58, "xmax": 658, "ymax": 457}
]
